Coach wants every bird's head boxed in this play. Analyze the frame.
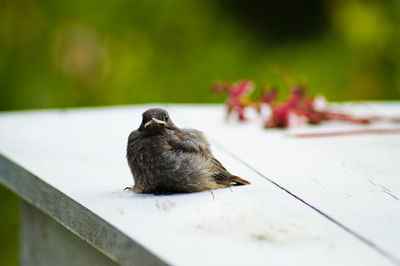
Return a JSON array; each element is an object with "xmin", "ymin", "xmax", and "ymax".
[{"xmin": 139, "ymin": 108, "xmax": 176, "ymax": 135}]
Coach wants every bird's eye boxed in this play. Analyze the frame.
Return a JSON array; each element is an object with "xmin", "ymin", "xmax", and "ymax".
[{"xmin": 165, "ymin": 116, "xmax": 169, "ymax": 122}]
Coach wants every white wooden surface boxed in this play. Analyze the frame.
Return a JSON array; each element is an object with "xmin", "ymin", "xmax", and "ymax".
[{"xmin": 0, "ymin": 103, "xmax": 399, "ymax": 266}]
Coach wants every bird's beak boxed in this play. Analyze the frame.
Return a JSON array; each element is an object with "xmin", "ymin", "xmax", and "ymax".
[{"xmin": 144, "ymin": 118, "xmax": 167, "ymax": 128}]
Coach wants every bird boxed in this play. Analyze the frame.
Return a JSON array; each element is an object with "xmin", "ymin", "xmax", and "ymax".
[{"xmin": 126, "ymin": 108, "xmax": 250, "ymax": 194}]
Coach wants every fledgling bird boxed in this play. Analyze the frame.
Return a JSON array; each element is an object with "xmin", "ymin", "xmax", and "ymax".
[{"xmin": 126, "ymin": 108, "xmax": 250, "ymax": 194}]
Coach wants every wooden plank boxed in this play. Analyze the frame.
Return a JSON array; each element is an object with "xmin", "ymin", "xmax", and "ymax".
[
  {"xmin": 169, "ymin": 103, "xmax": 400, "ymax": 264},
  {"xmin": 0, "ymin": 105, "xmax": 397, "ymax": 265},
  {"xmin": 0, "ymin": 155, "xmax": 166, "ymax": 266},
  {"xmin": 20, "ymin": 200, "xmax": 118, "ymax": 266}
]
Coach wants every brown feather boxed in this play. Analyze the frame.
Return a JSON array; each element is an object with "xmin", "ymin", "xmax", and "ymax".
[
  {"xmin": 209, "ymin": 156, "xmax": 250, "ymax": 186},
  {"xmin": 230, "ymin": 176, "xmax": 251, "ymax": 185}
]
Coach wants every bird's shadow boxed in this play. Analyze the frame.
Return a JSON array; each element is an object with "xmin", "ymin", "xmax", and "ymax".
[{"xmin": 119, "ymin": 185, "xmax": 243, "ymax": 202}]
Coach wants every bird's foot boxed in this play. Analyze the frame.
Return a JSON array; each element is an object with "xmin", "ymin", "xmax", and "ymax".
[{"xmin": 124, "ymin": 186, "xmax": 134, "ymax": 192}]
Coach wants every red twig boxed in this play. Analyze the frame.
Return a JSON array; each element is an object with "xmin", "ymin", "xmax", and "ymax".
[{"xmin": 288, "ymin": 128, "xmax": 400, "ymax": 138}]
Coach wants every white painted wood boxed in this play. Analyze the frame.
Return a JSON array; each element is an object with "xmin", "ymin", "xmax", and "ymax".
[
  {"xmin": 0, "ymin": 104, "xmax": 398, "ymax": 266},
  {"xmin": 169, "ymin": 103, "xmax": 400, "ymax": 263},
  {"xmin": 20, "ymin": 201, "xmax": 118, "ymax": 266}
]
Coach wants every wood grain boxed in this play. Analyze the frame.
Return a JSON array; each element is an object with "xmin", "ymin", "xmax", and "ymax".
[{"xmin": 0, "ymin": 104, "xmax": 398, "ymax": 265}]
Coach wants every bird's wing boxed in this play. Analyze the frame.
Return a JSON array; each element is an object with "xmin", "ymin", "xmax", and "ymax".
[
  {"xmin": 127, "ymin": 130, "xmax": 140, "ymax": 142},
  {"xmin": 182, "ymin": 128, "xmax": 211, "ymax": 149},
  {"xmin": 167, "ymin": 135, "xmax": 206, "ymax": 153},
  {"xmin": 167, "ymin": 131, "xmax": 251, "ymax": 186},
  {"xmin": 209, "ymin": 155, "xmax": 250, "ymax": 186},
  {"xmin": 127, "ymin": 130, "xmax": 141, "ymax": 159},
  {"xmin": 167, "ymin": 129, "xmax": 211, "ymax": 153},
  {"xmin": 180, "ymin": 128, "xmax": 211, "ymax": 153}
]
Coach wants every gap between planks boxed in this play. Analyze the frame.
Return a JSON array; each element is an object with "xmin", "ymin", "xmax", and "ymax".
[
  {"xmin": 211, "ymin": 142, "xmax": 399, "ymax": 266},
  {"xmin": 169, "ymin": 105, "xmax": 400, "ymax": 266}
]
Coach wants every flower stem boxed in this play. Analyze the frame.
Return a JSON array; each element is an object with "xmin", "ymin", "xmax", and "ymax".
[{"xmin": 289, "ymin": 128, "xmax": 400, "ymax": 138}]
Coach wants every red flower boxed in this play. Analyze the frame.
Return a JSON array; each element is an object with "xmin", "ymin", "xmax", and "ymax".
[
  {"xmin": 212, "ymin": 79, "xmax": 400, "ymax": 129},
  {"xmin": 213, "ymin": 80, "xmax": 254, "ymax": 121},
  {"xmin": 264, "ymin": 87, "xmax": 370, "ymax": 128},
  {"xmin": 264, "ymin": 87, "xmax": 321, "ymax": 128},
  {"xmin": 260, "ymin": 89, "xmax": 277, "ymax": 104}
]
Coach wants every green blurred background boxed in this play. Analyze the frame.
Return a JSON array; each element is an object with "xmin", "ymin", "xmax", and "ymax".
[{"xmin": 0, "ymin": 0, "xmax": 399, "ymax": 264}]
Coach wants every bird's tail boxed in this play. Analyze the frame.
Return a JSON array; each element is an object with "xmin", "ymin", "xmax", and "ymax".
[{"xmin": 231, "ymin": 175, "xmax": 250, "ymax": 186}]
